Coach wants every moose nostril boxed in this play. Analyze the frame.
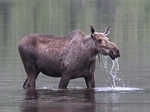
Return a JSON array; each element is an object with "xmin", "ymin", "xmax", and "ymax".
[
  {"xmin": 118, "ymin": 51, "xmax": 120, "ymax": 57},
  {"xmin": 110, "ymin": 50, "xmax": 114, "ymax": 55},
  {"xmin": 115, "ymin": 51, "xmax": 120, "ymax": 57},
  {"xmin": 110, "ymin": 50, "xmax": 120, "ymax": 57}
]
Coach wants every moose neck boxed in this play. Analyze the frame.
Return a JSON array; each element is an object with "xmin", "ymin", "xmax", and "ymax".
[{"xmin": 83, "ymin": 35, "xmax": 99, "ymax": 58}]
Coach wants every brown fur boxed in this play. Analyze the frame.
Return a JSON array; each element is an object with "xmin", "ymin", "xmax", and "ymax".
[{"xmin": 18, "ymin": 26, "xmax": 120, "ymax": 89}]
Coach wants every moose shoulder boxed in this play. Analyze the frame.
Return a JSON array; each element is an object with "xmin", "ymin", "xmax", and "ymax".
[{"xmin": 18, "ymin": 26, "xmax": 120, "ymax": 89}]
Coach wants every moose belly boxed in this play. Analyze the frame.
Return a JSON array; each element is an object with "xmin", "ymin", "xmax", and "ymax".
[
  {"xmin": 40, "ymin": 68, "xmax": 61, "ymax": 77},
  {"xmin": 36, "ymin": 59, "xmax": 61, "ymax": 77}
]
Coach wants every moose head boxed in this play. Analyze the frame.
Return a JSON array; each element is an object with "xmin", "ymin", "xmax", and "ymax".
[{"xmin": 90, "ymin": 26, "xmax": 120, "ymax": 60}]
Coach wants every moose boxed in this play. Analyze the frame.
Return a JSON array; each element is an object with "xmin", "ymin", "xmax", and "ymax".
[{"xmin": 18, "ymin": 26, "xmax": 120, "ymax": 89}]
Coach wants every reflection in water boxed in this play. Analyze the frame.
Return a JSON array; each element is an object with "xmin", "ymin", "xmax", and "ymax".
[
  {"xmin": 20, "ymin": 88, "xmax": 150, "ymax": 112},
  {"xmin": 21, "ymin": 89, "xmax": 96, "ymax": 112},
  {"xmin": 21, "ymin": 90, "xmax": 38, "ymax": 112},
  {"xmin": 21, "ymin": 88, "xmax": 144, "ymax": 112},
  {"xmin": 103, "ymin": 93, "xmax": 120, "ymax": 112},
  {"xmin": 0, "ymin": 2, "xmax": 10, "ymax": 40}
]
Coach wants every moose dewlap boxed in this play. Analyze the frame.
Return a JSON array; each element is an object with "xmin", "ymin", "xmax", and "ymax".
[{"xmin": 18, "ymin": 26, "xmax": 120, "ymax": 89}]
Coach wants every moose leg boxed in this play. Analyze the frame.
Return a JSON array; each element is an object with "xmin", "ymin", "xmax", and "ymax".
[
  {"xmin": 84, "ymin": 60, "xmax": 96, "ymax": 88},
  {"xmin": 22, "ymin": 60, "xmax": 39, "ymax": 89},
  {"xmin": 58, "ymin": 75, "xmax": 71, "ymax": 89},
  {"xmin": 19, "ymin": 47, "xmax": 39, "ymax": 89},
  {"xmin": 84, "ymin": 75, "xmax": 95, "ymax": 88},
  {"xmin": 23, "ymin": 71, "xmax": 39, "ymax": 89},
  {"xmin": 23, "ymin": 78, "xmax": 30, "ymax": 89},
  {"xmin": 28, "ymin": 73, "xmax": 38, "ymax": 89}
]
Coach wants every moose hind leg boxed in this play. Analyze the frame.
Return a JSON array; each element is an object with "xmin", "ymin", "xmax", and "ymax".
[
  {"xmin": 19, "ymin": 46, "xmax": 39, "ymax": 89},
  {"xmin": 23, "ymin": 78, "xmax": 30, "ymax": 89},
  {"xmin": 25, "ymin": 69, "xmax": 39, "ymax": 89},
  {"xmin": 22, "ymin": 61, "xmax": 40, "ymax": 89}
]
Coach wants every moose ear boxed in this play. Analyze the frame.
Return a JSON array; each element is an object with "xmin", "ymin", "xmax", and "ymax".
[
  {"xmin": 90, "ymin": 25, "xmax": 95, "ymax": 38},
  {"xmin": 103, "ymin": 26, "xmax": 112, "ymax": 36}
]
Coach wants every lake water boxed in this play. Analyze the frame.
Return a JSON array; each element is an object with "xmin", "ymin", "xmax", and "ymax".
[{"xmin": 0, "ymin": 0, "xmax": 150, "ymax": 112}]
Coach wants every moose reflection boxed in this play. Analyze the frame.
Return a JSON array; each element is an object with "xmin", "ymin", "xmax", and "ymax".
[
  {"xmin": 18, "ymin": 26, "xmax": 120, "ymax": 89},
  {"xmin": 21, "ymin": 89, "xmax": 95, "ymax": 112}
]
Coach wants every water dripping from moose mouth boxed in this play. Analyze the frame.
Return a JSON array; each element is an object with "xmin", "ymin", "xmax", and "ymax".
[
  {"xmin": 96, "ymin": 56, "xmax": 144, "ymax": 92},
  {"xmin": 99, "ymin": 56, "xmax": 125, "ymax": 88}
]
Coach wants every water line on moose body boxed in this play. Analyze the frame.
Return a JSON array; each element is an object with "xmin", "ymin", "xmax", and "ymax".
[{"xmin": 99, "ymin": 55, "xmax": 125, "ymax": 88}]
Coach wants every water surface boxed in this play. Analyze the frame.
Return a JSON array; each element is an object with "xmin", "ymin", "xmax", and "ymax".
[{"xmin": 0, "ymin": 0, "xmax": 150, "ymax": 112}]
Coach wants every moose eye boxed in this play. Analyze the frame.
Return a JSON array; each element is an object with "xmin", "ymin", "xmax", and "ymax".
[{"xmin": 98, "ymin": 39, "xmax": 102, "ymax": 43}]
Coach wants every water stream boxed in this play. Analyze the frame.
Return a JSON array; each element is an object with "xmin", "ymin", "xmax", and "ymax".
[{"xmin": 99, "ymin": 56, "xmax": 124, "ymax": 88}]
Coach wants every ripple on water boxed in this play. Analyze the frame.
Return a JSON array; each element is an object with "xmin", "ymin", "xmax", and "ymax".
[{"xmin": 94, "ymin": 87, "xmax": 143, "ymax": 92}]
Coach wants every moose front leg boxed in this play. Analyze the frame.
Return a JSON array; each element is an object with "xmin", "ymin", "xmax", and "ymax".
[
  {"xmin": 84, "ymin": 75, "xmax": 95, "ymax": 88},
  {"xmin": 58, "ymin": 75, "xmax": 71, "ymax": 89},
  {"xmin": 84, "ymin": 59, "xmax": 96, "ymax": 88}
]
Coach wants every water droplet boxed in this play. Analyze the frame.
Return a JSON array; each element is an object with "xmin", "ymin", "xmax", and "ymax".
[{"xmin": 99, "ymin": 56, "xmax": 125, "ymax": 87}]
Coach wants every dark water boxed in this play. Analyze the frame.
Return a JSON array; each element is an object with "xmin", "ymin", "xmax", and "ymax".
[{"xmin": 0, "ymin": 0, "xmax": 150, "ymax": 112}]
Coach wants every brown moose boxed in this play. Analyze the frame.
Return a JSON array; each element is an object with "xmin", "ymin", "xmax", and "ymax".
[{"xmin": 18, "ymin": 26, "xmax": 120, "ymax": 89}]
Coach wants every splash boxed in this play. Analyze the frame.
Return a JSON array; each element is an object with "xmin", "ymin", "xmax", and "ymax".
[{"xmin": 100, "ymin": 56, "xmax": 125, "ymax": 88}]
